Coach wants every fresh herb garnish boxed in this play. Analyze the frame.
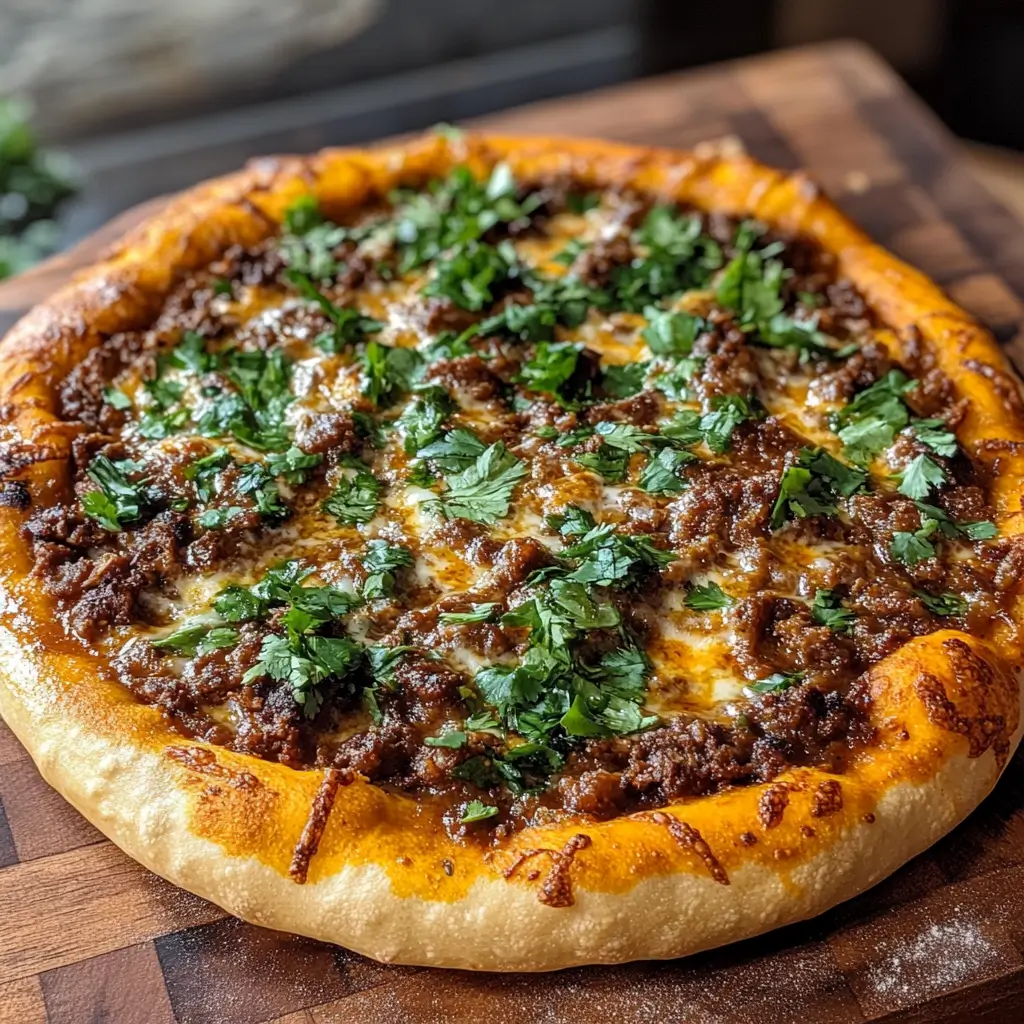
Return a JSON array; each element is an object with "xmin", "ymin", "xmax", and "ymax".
[
  {"xmin": 642, "ymin": 307, "xmax": 703, "ymax": 358},
  {"xmin": 426, "ymin": 441, "xmax": 526, "ymax": 525},
  {"xmin": 638, "ymin": 447, "xmax": 692, "ymax": 495},
  {"xmin": 771, "ymin": 448, "xmax": 867, "ymax": 529},
  {"xmin": 896, "ymin": 453, "xmax": 946, "ymax": 501},
  {"xmin": 684, "ymin": 580, "xmax": 733, "ymax": 612},
  {"xmin": 322, "ymin": 467, "xmax": 383, "ymax": 524},
  {"xmin": 82, "ymin": 455, "xmax": 147, "ymax": 531},
  {"xmin": 439, "ymin": 603, "xmax": 499, "ymax": 625},
  {"xmin": 747, "ymin": 672, "xmax": 803, "ymax": 695},
  {"xmin": 361, "ymin": 541, "xmax": 413, "ymax": 600},
  {"xmin": 460, "ymin": 799, "xmax": 499, "ymax": 824},
  {"xmin": 915, "ymin": 590, "xmax": 968, "ymax": 617},
  {"xmin": 832, "ymin": 370, "xmax": 917, "ymax": 465},
  {"xmin": 360, "ymin": 341, "xmax": 423, "ymax": 406},
  {"xmin": 811, "ymin": 589, "xmax": 856, "ymax": 633}
]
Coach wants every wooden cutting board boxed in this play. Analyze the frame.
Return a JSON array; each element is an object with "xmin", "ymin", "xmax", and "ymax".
[{"xmin": 3, "ymin": 40, "xmax": 1024, "ymax": 1024}]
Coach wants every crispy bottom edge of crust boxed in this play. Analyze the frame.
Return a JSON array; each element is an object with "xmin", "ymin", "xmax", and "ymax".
[
  {"xmin": 0, "ymin": 133, "xmax": 1023, "ymax": 969},
  {"xmin": 1, "ymin": 655, "xmax": 1018, "ymax": 971}
]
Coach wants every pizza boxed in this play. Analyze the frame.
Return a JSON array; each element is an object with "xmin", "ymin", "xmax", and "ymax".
[{"xmin": 0, "ymin": 132, "xmax": 1022, "ymax": 972}]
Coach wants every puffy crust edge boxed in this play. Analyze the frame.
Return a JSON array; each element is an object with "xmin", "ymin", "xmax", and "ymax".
[{"xmin": 0, "ymin": 134, "xmax": 1022, "ymax": 970}]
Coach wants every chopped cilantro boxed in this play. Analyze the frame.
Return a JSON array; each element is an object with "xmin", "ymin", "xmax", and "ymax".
[
  {"xmin": 460, "ymin": 799, "xmax": 499, "ymax": 824},
  {"xmin": 638, "ymin": 447, "xmax": 692, "ymax": 495},
  {"xmin": 424, "ymin": 731, "xmax": 468, "ymax": 749},
  {"xmin": 896, "ymin": 453, "xmax": 946, "ymax": 500},
  {"xmin": 642, "ymin": 307, "xmax": 703, "ymax": 358},
  {"xmin": 516, "ymin": 341, "xmax": 582, "ymax": 402},
  {"xmin": 152, "ymin": 622, "xmax": 239, "ymax": 656},
  {"xmin": 913, "ymin": 419, "xmax": 958, "ymax": 459},
  {"xmin": 426, "ymin": 441, "xmax": 526, "ymax": 524},
  {"xmin": 747, "ymin": 672, "xmax": 803, "ymax": 695},
  {"xmin": 915, "ymin": 590, "xmax": 968, "ymax": 617},
  {"xmin": 832, "ymin": 370, "xmax": 917, "ymax": 465},
  {"xmin": 700, "ymin": 394, "xmax": 753, "ymax": 453},
  {"xmin": 395, "ymin": 385, "xmax": 453, "ymax": 453},
  {"xmin": 652, "ymin": 358, "xmax": 702, "ymax": 400},
  {"xmin": 361, "ymin": 540, "xmax": 413, "ymax": 600},
  {"xmin": 684, "ymin": 580, "xmax": 733, "ymax": 612},
  {"xmin": 322, "ymin": 467, "xmax": 382, "ymax": 524},
  {"xmin": 439, "ymin": 603, "xmax": 499, "ymax": 625},
  {"xmin": 771, "ymin": 448, "xmax": 866, "ymax": 529},
  {"xmin": 416, "ymin": 428, "xmax": 486, "ymax": 472},
  {"xmin": 360, "ymin": 341, "xmax": 423, "ymax": 406},
  {"xmin": 601, "ymin": 361, "xmax": 649, "ymax": 398},
  {"xmin": 546, "ymin": 504, "xmax": 596, "ymax": 538},
  {"xmin": 82, "ymin": 455, "xmax": 146, "ymax": 531},
  {"xmin": 811, "ymin": 589, "xmax": 856, "ymax": 633},
  {"xmin": 422, "ymin": 241, "xmax": 516, "ymax": 311},
  {"xmin": 103, "ymin": 387, "xmax": 131, "ymax": 410},
  {"xmin": 266, "ymin": 446, "xmax": 322, "ymax": 485},
  {"xmin": 891, "ymin": 519, "xmax": 938, "ymax": 566},
  {"xmin": 197, "ymin": 505, "xmax": 246, "ymax": 530},
  {"xmin": 561, "ymin": 525, "xmax": 676, "ymax": 588}
]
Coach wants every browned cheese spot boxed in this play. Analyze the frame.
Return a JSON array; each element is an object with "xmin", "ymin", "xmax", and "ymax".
[
  {"xmin": 651, "ymin": 811, "xmax": 730, "ymax": 885},
  {"xmin": 166, "ymin": 745, "xmax": 260, "ymax": 790},
  {"xmin": 810, "ymin": 779, "xmax": 843, "ymax": 818},
  {"xmin": 913, "ymin": 638, "xmax": 1013, "ymax": 767},
  {"xmin": 503, "ymin": 833, "xmax": 593, "ymax": 908},
  {"xmin": 757, "ymin": 783, "xmax": 790, "ymax": 830},
  {"xmin": 289, "ymin": 768, "xmax": 347, "ymax": 884}
]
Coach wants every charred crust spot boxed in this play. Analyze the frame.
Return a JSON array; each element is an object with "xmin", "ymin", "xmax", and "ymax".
[
  {"xmin": 757, "ymin": 784, "xmax": 790, "ymax": 830},
  {"xmin": 810, "ymin": 779, "xmax": 843, "ymax": 818},
  {"xmin": 166, "ymin": 745, "xmax": 260, "ymax": 790},
  {"xmin": 503, "ymin": 833, "xmax": 592, "ymax": 908},
  {"xmin": 800, "ymin": 825, "xmax": 816, "ymax": 838},
  {"xmin": 289, "ymin": 768, "xmax": 349, "ymax": 884},
  {"xmin": 651, "ymin": 811, "xmax": 729, "ymax": 885},
  {"xmin": 739, "ymin": 831, "xmax": 758, "ymax": 846},
  {"xmin": 863, "ymin": 812, "xmax": 876, "ymax": 824},
  {"xmin": 964, "ymin": 359, "xmax": 1024, "ymax": 417},
  {"xmin": 442, "ymin": 858, "xmax": 454, "ymax": 877}
]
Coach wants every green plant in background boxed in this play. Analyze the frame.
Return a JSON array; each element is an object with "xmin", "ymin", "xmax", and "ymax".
[{"xmin": 0, "ymin": 100, "xmax": 77, "ymax": 280}]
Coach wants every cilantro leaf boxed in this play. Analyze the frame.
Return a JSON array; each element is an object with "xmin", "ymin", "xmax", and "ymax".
[
  {"xmin": 913, "ymin": 419, "xmax": 958, "ymax": 459},
  {"xmin": 439, "ymin": 603, "xmax": 499, "ymax": 625},
  {"xmin": 685, "ymin": 581, "xmax": 733, "ymax": 611},
  {"xmin": 460, "ymin": 799, "xmax": 499, "ymax": 824},
  {"xmin": 266, "ymin": 446, "xmax": 322, "ymax": 485},
  {"xmin": 833, "ymin": 370, "xmax": 917, "ymax": 465},
  {"xmin": 416, "ymin": 428, "xmax": 486, "ymax": 472},
  {"xmin": 642, "ymin": 307, "xmax": 703, "ymax": 357},
  {"xmin": 601, "ymin": 361, "xmax": 649, "ymax": 398},
  {"xmin": 427, "ymin": 441, "xmax": 526, "ymax": 524},
  {"xmin": 546, "ymin": 504, "xmax": 596, "ymax": 538},
  {"xmin": 915, "ymin": 590, "xmax": 968, "ymax": 616},
  {"xmin": 700, "ymin": 394, "xmax": 752, "ymax": 453},
  {"xmin": 103, "ymin": 387, "xmax": 131, "ymax": 410},
  {"xmin": 811, "ymin": 589, "xmax": 856, "ymax": 633},
  {"xmin": 897, "ymin": 453, "xmax": 946, "ymax": 500},
  {"xmin": 747, "ymin": 672, "xmax": 803, "ymax": 695},
  {"xmin": 361, "ymin": 540, "xmax": 413, "ymax": 599},
  {"xmin": 422, "ymin": 241, "xmax": 515, "ymax": 311},
  {"xmin": 360, "ymin": 341, "xmax": 423, "ymax": 406},
  {"xmin": 771, "ymin": 448, "xmax": 866, "ymax": 529},
  {"xmin": 516, "ymin": 341, "xmax": 582, "ymax": 401},
  {"xmin": 638, "ymin": 447, "xmax": 691, "ymax": 495},
  {"xmin": 562, "ymin": 525, "xmax": 676, "ymax": 587},
  {"xmin": 82, "ymin": 455, "xmax": 146, "ymax": 531},
  {"xmin": 395, "ymin": 385, "xmax": 453, "ymax": 453},
  {"xmin": 891, "ymin": 518, "xmax": 938, "ymax": 565},
  {"xmin": 322, "ymin": 468, "xmax": 382, "ymax": 524}
]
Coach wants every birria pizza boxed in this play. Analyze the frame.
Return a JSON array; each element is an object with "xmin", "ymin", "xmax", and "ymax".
[{"xmin": 0, "ymin": 133, "xmax": 1021, "ymax": 970}]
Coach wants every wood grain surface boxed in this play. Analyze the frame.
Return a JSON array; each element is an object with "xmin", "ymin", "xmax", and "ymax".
[{"xmin": 3, "ymin": 40, "xmax": 1024, "ymax": 1024}]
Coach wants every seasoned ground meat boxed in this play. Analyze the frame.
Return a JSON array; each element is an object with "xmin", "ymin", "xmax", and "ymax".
[{"xmin": 12, "ymin": 159, "xmax": 1015, "ymax": 839}]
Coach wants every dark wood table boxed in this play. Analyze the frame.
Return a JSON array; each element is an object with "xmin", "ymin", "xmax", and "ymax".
[{"xmin": 3, "ymin": 40, "xmax": 1024, "ymax": 1024}]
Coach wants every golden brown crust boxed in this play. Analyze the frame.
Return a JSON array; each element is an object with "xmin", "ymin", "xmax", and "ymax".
[{"xmin": 0, "ymin": 133, "xmax": 1022, "ymax": 970}]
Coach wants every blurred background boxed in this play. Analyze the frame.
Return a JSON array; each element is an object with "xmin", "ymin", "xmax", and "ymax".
[{"xmin": 3, "ymin": 0, "xmax": 1024, "ymax": 276}]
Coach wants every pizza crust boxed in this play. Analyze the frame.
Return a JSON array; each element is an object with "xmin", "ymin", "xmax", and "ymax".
[{"xmin": 0, "ymin": 133, "xmax": 1022, "ymax": 970}]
